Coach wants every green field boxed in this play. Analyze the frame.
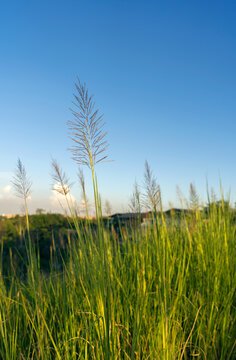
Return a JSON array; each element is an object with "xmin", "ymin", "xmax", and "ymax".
[{"xmin": 0, "ymin": 203, "xmax": 235, "ymax": 359}]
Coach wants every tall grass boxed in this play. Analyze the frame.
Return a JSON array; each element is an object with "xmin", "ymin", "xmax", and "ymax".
[{"xmin": 0, "ymin": 198, "xmax": 235, "ymax": 359}]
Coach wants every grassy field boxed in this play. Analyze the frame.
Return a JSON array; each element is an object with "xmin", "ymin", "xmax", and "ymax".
[{"xmin": 0, "ymin": 202, "xmax": 235, "ymax": 359}]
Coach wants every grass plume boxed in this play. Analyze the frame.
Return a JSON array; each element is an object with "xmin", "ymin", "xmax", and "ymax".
[
  {"xmin": 68, "ymin": 78, "xmax": 109, "ymax": 169},
  {"xmin": 11, "ymin": 158, "xmax": 32, "ymax": 236},
  {"xmin": 143, "ymin": 160, "xmax": 161, "ymax": 213}
]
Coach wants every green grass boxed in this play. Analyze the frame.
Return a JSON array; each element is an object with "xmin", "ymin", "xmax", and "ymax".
[{"xmin": 0, "ymin": 204, "xmax": 235, "ymax": 359}]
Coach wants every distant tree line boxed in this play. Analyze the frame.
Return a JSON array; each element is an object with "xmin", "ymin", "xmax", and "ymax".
[{"xmin": 0, "ymin": 213, "xmax": 98, "ymax": 277}]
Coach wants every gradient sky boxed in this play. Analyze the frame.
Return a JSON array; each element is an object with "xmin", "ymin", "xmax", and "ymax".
[{"xmin": 0, "ymin": 0, "xmax": 235, "ymax": 214}]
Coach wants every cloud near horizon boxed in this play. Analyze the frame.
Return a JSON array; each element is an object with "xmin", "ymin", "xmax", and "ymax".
[
  {"xmin": 50, "ymin": 183, "xmax": 76, "ymax": 210},
  {"xmin": 1, "ymin": 185, "xmax": 14, "ymax": 199},
  {"xmin": 2, "ymin": 185, "xmax": 12, "ymax": 194},
  {"xmin": 50, "ymin": 183, "xmax": 96, "ymax": 215}
]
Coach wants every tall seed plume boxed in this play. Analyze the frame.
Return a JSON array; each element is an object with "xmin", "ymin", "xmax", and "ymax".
[
  {"xmin": 68, "ymin": 78, "xmax": 109, "ymax": 169},
  {"xmin": 12, "ymin": 158, "xmax": 32, "ymax": 200},
  {"xmin": 143, "ymin": 160, "xmax": 161, "ymax": 213},
  {"xmin": 51, "ymin": 158, "xmax": 72, "ymax": 196}
]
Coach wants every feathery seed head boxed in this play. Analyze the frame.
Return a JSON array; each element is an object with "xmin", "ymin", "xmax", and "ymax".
[
  {"xmin": 68, "ymin": 78, "xmax": 109, "ymax": 169},
  {"xmin": 51, "ymin": 159, "xmax": 72, "ymax": 196},
  {"xmin": 12, "ymin": 158, "xmax": 32, "ymax": 200}
]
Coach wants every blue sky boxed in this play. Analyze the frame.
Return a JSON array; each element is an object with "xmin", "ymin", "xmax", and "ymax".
[{"xmin": 0, "ymin": 0, "xmax": 235, "ymax": 214}]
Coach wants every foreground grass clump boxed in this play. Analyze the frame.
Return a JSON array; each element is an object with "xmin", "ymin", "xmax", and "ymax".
[{"xmin": 0, "ymin": 205, "xmax": 235, "ymax": 359}]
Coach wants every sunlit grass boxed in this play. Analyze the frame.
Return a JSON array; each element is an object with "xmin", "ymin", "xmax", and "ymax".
[{"xmin": 0, "ymin": 201, "xmax": 235, "ymax": 359}]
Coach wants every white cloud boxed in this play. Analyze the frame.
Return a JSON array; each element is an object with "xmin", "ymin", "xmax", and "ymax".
[
  {"xmin": 1, "ymin": 184, "xmax": 15, "ymax": 199},
  {"xmin": 49, "ymin": 192, "xmax": 63, "ymax": 206},
  {"xmin": 52, "ymin": 182, "xmax": 70, "ymax": 194},
  {"xmin": 1, "ymin": 184, "xmax": 31, "ymax": 200},
  {"xmin": 50, "ymin": 185, "xmax": 76, "ymax": 211},
  {"xmin": 2, "ymin": 185, "xmax": 11, "ymax": 194}
]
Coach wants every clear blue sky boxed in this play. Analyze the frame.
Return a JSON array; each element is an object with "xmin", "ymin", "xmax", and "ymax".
[{"xmin": 0, "ymin": 0, "xmax": 235, "ymax": 214}]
